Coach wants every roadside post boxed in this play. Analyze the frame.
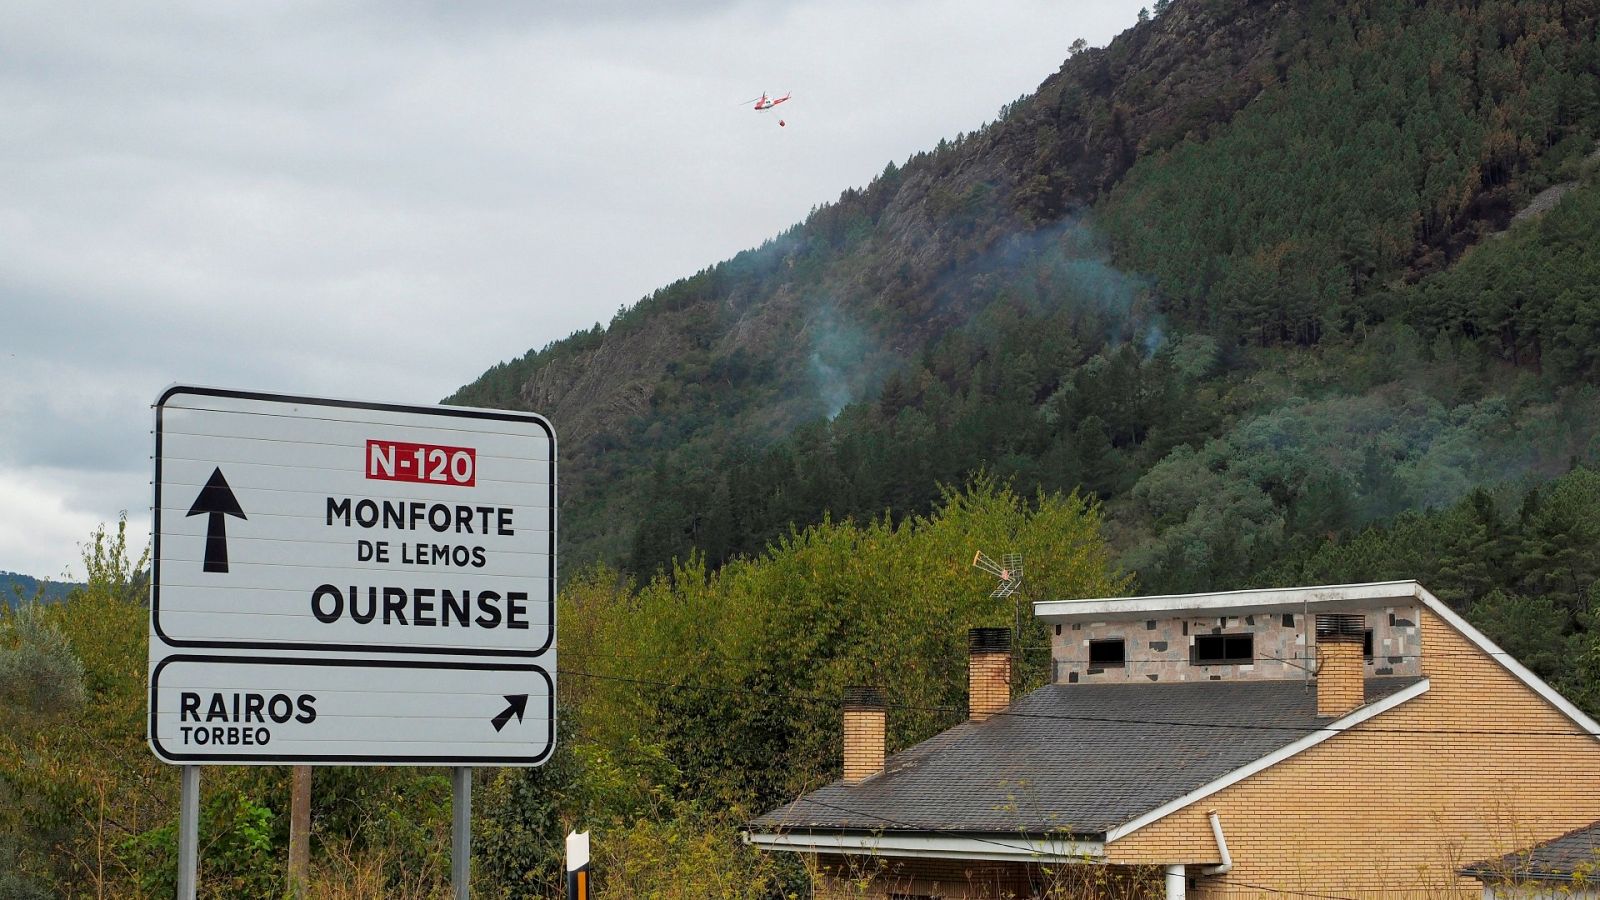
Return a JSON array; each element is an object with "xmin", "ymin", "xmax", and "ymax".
[
  {"xmin": 566, "ymin": 831, "xmax": 590, "ymax": 900},
  {"xmin": 147, "ymin": 386, "xmax": 556, "ymax": 899},
  {"xmin": 288, "ymin": 765, "xmax": 310, "ymax": 897}
]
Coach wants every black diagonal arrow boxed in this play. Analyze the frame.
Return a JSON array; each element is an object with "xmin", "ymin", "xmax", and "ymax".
[
  {"xmin": 491, "ymin": 694, "xmax": 529, "ymax": 733},
  {"xmin": 186, "ymin": 467, "xmax": 247, "ymax": 573}
]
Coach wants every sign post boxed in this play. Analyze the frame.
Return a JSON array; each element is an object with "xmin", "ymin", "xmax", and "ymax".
[
  {"xmin": 148, "ymin": 386, "xmax": 556, "ymax": 896},
  {"xmin": 289, "ymin": 765, "xmax": 310, "ymax": 897},
  {"xmin": 453, "ymin": 767, "xmax": 472, "ymax": 899},
  {"xmin": 177, "ymin": 766, "xmax": 199, "ymax": 900}
]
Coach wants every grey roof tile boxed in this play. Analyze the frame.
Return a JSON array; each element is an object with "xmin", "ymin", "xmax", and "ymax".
[
  {"xmin": 1462, "ymin": 821, "xmax": 1600, "ymax": 882},
  {"xmin": 751, "ymin": 676, "xmax": 1421, "ymax": 837}
]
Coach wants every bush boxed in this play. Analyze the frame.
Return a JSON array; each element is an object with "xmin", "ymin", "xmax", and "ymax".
[{"xmin": 0, "ymin": 603, "xmax": 86, "ymax": 714}]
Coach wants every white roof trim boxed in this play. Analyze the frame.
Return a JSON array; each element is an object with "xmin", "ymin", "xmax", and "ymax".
[
  {"xmin": 1414, "ymin": 584, "xmax": 1600, "ymax": 738},
  {"xmin": 1034, "ymin": 580, "xmax": 1422, "ymax": 622},
  {"xmin": 1105, "ymin": 678, "xmax": 1432, "ymax": 843},
  {"xmin": 743, "ymin": 830, "xmax": 1104, "ymax": 862}
]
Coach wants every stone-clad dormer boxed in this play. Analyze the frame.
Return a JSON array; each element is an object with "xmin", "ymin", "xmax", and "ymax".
[{"xmin": 1035, "ymin": 582, "xmax": 1423, "ymax": 686}]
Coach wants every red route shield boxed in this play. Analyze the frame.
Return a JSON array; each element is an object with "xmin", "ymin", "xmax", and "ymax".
[{"xmin": 366, "ymin": 439, "xmax": 476, "ymax": 487}]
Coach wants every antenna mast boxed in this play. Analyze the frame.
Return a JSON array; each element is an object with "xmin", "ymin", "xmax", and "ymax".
[{"xmin": 973, "ymin": 550, "xmax": 1026, "ymax": 681}]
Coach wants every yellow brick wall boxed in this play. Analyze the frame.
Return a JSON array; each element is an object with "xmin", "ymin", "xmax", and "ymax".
[
  {"xmin": 1105, "ymin": 605, "xmax": 1600, "ymax": 899},
  {"xmin": 971, "ymin": 650, "xmax": 1011, "ymax": 721},
  {"xmin": 1317, "ymin": 638, "xmax": 1365, "ymax": 717},
  {"xmin": 843, "ymin": 708, "xmax": 886, "ymax": 784}
]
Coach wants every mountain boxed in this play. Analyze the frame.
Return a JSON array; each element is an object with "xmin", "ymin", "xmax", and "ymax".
[
  {"xmin": 1, "ymin": 571, "xmax": 79, "ymax": 606},
  {"xmin": 448, "ymin": 0, "xmax": 1600, "ymax": 591}
]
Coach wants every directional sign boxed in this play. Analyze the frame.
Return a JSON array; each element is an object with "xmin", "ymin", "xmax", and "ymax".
[
  {"xmin": 151, "ymin": 386, "xmax": 555, "ymax": 657},
  {"xmin": 149, "ymin": 656, "xmax": 553, "ymax": 764},
  {"xmin": 149, "ymin": 385, "xmax": 557, "ymax": 766}
]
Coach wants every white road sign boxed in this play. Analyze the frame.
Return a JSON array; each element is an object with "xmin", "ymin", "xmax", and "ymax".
[
  {"xmin": 151, "ymin": 386, "xmax": 555, "ymax": 657},
  {"xmin": 148, "ymin": 385, "xmax": 557, "ymax": 765},
  {"xmin": 150, "ymin": 656, "xmax": 553, "ymax": 764}
]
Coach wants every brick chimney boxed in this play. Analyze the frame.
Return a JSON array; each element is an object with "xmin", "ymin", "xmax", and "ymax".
[
  {"xmin": 968, "ymin": 627, "xmax": 1012, "ymax": 721},
  {"xmin": 842, "ymin": 686, "xmax": 886, "ymax": 784},
  {"xmin": 1315, "ymin": 614, "xmax": 1366, "ymax": 717}
]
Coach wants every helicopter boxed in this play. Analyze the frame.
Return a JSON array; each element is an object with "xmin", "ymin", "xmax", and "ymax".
[
  {"xmin": 747, "ymin": 91, "xmax": 791, "ymax": 111},
  {"xmin": 744, "ymin": 91, "xmax": 792, "ymax": 125}
]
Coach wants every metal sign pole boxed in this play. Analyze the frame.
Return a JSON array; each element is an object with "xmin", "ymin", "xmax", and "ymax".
[
  {"xmin": 176, "ymin": 765, "xmax": 200, "ymax": 900},
  {"xmin": 452, "ymin": 767, "xmax": 471, "ymax": 900}
]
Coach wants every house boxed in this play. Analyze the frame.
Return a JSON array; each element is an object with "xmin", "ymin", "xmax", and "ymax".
[
  {"xmin": 1462, "ymin": 821, "xmax": 1600, "ymax": 899},
  {"xmin": 744, "ymin": 581, "xmax": 1600, "ymax": 899}
]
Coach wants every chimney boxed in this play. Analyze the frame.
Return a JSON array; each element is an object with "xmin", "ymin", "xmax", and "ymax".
[
  {"xmin": 968, "ymin": 627, "xmax": 1012, "ymax": 721},
  {"xmin": 842, "ymin": 686, "xmax": 886, "ymax": 784},
  {"xmin": 1315, "ymin": 614, "xmax": 1366, "ymax": 717}
]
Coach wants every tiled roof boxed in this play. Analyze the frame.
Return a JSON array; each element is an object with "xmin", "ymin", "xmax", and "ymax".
[
  {"xmin": 1462, "ymin": 821, "xmax": 1600, "ymax": 883},
  {"xmin": 750, "ymin": 676, "xmax": 1422, "ymax": 838}
]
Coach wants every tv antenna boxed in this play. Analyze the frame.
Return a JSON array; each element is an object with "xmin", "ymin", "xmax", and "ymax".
[
  {"xmin": 972, "ymin": 551, "xmax": 1023, "ymax": 598},
  {"xmin": 973, "ymin": 550, "xmax": 1026, "ymax": 687}
]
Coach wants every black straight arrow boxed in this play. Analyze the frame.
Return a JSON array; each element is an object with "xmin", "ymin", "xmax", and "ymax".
[
  {"xmin": 187, "ymin": 467, "xmax": 247, "ymax": 573},
  {"xmin": 491, "ymin": 694, "xmax": 529, "ymax": 732}
]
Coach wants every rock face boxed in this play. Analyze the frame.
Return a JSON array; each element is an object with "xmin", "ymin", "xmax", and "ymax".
[
  {"xmin": 1000, "ymin": 0, "xmax": 1293, "ymax": 210},
  {"xmin": 1509, "ymin": 143, "xmax": 1600, "ymax": 227},
  {"xmin": 517, "ymin": 310, "xmax": 696, "ymax": 455}
]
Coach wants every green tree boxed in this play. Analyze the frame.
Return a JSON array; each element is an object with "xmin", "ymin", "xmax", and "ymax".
[{"xmin": 580, "ymin": 477, "xmax": 1128, "ymax": 810}]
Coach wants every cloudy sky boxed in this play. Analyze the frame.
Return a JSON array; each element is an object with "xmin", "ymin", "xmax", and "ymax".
[{"xmin": 0, "ymin": 0, "xmax": 1146, "ymax": 582}]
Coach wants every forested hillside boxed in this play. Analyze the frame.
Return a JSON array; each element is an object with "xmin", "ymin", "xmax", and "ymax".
[
  {"xmin": 1, "ymin": 572, "xmax": 78, "ymax": 606},
  {"xmin": 451, "ymin": 0, "xmax": 1600, "ymax": 594}
]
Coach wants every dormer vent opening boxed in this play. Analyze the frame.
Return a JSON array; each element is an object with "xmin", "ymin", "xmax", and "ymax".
[
  {"xmin": 968, "ymin": 626, "xmax": 1011, "ymax": 652},
  {"xmin": 1316, "ymin": 613, "xmax": 1365, "ymax": 642}
]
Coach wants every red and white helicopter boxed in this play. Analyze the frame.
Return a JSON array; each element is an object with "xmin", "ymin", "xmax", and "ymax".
[{"xmin": 744, "ymin": 91, "xmax": 792, "ymax": 126}]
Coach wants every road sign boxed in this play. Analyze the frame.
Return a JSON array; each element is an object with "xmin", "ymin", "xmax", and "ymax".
[
  {"xmin": 149, "ymin": 656, "xmax": 553, "ymax": 764},
  {"xmin": 151, "ymin": 386, "xmax": 554, "ymax": 657},
  {"xmin": 149, "ymin": 385, "xmax": 557, "ymax": 766}
]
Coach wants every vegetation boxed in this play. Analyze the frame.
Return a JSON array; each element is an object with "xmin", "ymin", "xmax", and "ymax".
[
  {"xmin": 2, "ymin": 482, "xmax": 1124, "ymax": 897},
  {"xmin": 1101, "ymin": 0, "xmax": 1600, "ymax": 347},
  {"xmin": 0, "ymin": 520, "xmax": 459, "ymax": 899},
  {"xmin": 1409, "ymin": 174, "xmax": 1600, "ymax": 377}
]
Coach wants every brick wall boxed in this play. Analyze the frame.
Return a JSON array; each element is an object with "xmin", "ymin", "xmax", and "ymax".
[
  {"xmin": 1317, "ymin": 638, "xmax": 1365, "ymax": 717},
  {"xmin": 844, "ymin": 707, "xmax": 886, "ymax": 784},
  {"xmin": 1103, "ymin": 605, "xmax": 1600, "ymax": 899},
  {"xmin": 970, "ymin": 649, "xmax": 1011, "ymax": 721}
]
